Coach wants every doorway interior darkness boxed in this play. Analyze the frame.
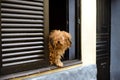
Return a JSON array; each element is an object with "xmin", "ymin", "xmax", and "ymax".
[
  {"xmin": 49, "ymin": 0, "xmax": 67, "ymax": 31},
  {"xmin": 49, "ymin": 0, "xmax": 81, "ymax": 61},
  {"xmin": 49, "ymin": 0, "xmax": 68, "ymax": 60}
]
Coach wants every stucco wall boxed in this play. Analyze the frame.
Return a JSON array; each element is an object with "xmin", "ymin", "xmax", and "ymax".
[{"xmin": 111, "ymin": 0, "xmax": 120, "ymax": 80}]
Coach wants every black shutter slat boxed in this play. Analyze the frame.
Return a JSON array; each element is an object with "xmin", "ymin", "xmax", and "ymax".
[
  {"xmin": 3, "ymin": 55, "xmax": 42, "ymax": 62},
  {"xmin": 1, "ymin": 26, "xmax": 43, "ymax": 32},
  {"xmin": 1, "ymin": 3, "xmax": 43, "ymax": 10},
  {"xmin": 2, "ymin": 37, "xmax": 43, "ymax": 41},
  {"xmin": 97, "ymin": 33, "xmax": 109, "ymax": 39},
  {"xmin": 1, "ymin": 0, "xmax": 49, "ymax": 75},
  {"xmin": 2, "ymin": 41, "xmax": 43, "ymax": 47},
  {"xmin": 2, "ymin": 33, "xmax": 44, "ymax": 37},
  {"xmin": 2, "ymin": 18, "xmax": 44, "ymax": 23},
  {"xmin": 3, "ymin": 59, "xmax": 43, "ymax": 67},
  {"xmin": 1, "ymin": 23, "xmax": 44, "ymax": 27},
  {"xmin": 97, "ymin": 41, "xmax": 107, "ymax": 44},
  {"xmin": 1, "ymin": 13, "xmax": 44, "ymax": 19},
  {"xmin": 2, "ymin": 45, "xmax": 44, "ymax": 52},
  {"xmin": 2, "ymin": 8, "xmax": 44, "ymax": 15},
  {"xmin": 2, "ymin": 50, "xmax": 44, "ymax": 57},
  {"xmin": 2, "ymin": 0, "xmax": 44, "ymax": 7}
]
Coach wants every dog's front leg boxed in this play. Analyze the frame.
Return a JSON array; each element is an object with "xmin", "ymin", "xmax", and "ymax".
[{"xmin": 55, "ymin": 54, "xmax": 63, "ymax": 67}]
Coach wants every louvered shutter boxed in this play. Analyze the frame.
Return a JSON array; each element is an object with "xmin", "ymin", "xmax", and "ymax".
[
  {"xmin": 96, "ymin": 0, "xmax": 110, "ymax": 60},
  {"xmin": 0, "ymin": 0, "xmax": 49, "ymax": 75},
  {"xmin": 96, "ymin": 0, "xmax": 110, "ymax": 80},
  {"xmin": 97, "ymin": 33, "xmax": 110, "ymax": 59}
]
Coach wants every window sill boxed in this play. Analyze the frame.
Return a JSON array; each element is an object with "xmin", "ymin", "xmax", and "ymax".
[{"xmin": 0, "ymin": 60, "xmax": 82, "ymax": 80}]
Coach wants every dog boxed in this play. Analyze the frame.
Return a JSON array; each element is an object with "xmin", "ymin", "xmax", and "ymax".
[{"xmin": 48, "ymin": 30, "xmax": 72, "ymax": 67}]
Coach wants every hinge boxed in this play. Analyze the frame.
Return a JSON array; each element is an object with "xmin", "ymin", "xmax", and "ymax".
[
  {"xmin": 67, "ymin": 20, "xmax": 69, "ymax": 25},
  {"xmin": 78, "ymin": 18, "xmax": 80, "ymax": 24}
]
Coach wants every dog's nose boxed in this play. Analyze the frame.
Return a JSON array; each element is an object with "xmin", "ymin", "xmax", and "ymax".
[
  {"xmin": 58, "ymin": 41, "xmax": 62, "ymax": 45},
  {"xmin": 58, "ymin": 41, "xmax": 60, "ymax": 44}
]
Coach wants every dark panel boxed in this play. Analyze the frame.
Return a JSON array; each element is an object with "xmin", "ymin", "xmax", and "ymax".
[{"xmin": 96, "ymin": 0, "xmax": 111, "ymax": 80}]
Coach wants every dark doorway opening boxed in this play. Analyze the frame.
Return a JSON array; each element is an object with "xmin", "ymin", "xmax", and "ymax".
[
  {"xmin": 49, "ymin": 0, "xmax": 81, "ymax": 61},
  {"xmin": 49, "ymin": 0, "xmax": 69, "ymax": 60},
  {"xmin": 49, "ymin": 0, "xmax": 68, "ymax": 31}
]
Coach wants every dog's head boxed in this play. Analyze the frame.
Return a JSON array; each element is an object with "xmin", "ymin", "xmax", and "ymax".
[{"xmin": 49, "ymin": 30, "xmax": 72, "ymax": 49}]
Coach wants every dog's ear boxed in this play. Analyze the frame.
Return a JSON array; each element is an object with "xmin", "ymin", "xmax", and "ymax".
[
  {"xmin": 67, "ymin": 33, "xmax": 72, "ymax": 47},
  {"xmin": 62, "ymin": 31, "xmax": 72, "ymax": 47},
  {"xmin": 68, "ymin": 38, "xmax": 72, "ymax": 46},
  {"xmin": 64, "ymin": 33, "xmax": 72, "ymax": 47},
  {"xmin": 66, "ymin": 37, "xmax": 72, "ymax": 47}
]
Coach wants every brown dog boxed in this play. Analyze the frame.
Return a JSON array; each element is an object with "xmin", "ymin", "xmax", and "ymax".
[{"xmin": 49, "ymin": 30, "xmax": 72, "ymax": 67}]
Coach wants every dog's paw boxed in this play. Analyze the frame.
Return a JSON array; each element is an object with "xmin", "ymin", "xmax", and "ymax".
[{"xmin": 56, "ymin": 61, "xmax": 63, "ymax": 67}]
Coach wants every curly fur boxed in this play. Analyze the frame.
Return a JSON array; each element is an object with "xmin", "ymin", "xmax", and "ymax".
[{"xmin": 49, "ymin": 30, "xmax": 72, "ymax": 67}]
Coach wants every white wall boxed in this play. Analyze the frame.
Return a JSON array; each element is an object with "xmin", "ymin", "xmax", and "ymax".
[
  {"xmin": 111, "ymin": 0, "xmax": 120, "ymax": 80},
  {"xmin": 81, "ymin": 0, "xmax": 96, "ymax": 65}
]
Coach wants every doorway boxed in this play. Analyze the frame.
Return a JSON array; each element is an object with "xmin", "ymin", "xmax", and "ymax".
[{"xmin": 49, "ymin": 0, "xmax": 80, "ymax": 60}]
